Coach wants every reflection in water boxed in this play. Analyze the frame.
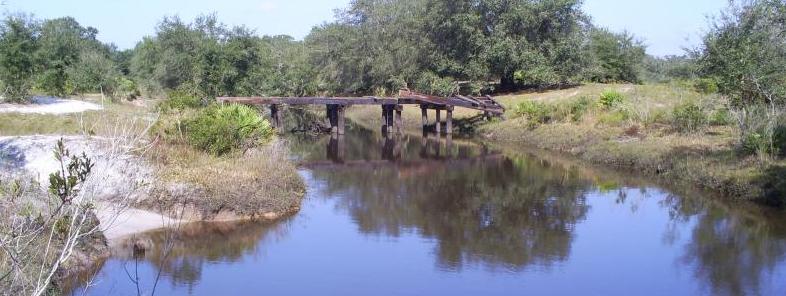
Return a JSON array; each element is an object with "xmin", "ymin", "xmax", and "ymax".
[
  {"xmin": 69, "ymin": 124, "xmax": 786, "ymax": 295},
  {"xmin": 308, "ymin": 153, "xmax": 591, "ymax": 271},
  {"xmin": 658, "ymin": 193, "xmax": 786, "ymax": 295}
]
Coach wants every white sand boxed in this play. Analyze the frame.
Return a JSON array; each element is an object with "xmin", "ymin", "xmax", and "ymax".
[
  {"xmin": 0, "ymin": 96, "xmax": 103, "ymax": 114},
  {"xmin": 0, "ymin": 135, "xmax": 180, "ymax": 241},
  {"xmin": 96, "ymin": 205, "xmax": 183, "ymax": 241}
]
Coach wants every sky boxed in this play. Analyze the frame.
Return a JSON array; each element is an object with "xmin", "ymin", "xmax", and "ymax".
[{"xmin": 4, "ymin": 0, "xmax": 728, "ymax": 57}]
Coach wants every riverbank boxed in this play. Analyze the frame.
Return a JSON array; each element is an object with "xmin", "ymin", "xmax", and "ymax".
[
  {"xmin": 345, "ymin": 83, "xmax": 785, "ymax": 205},
  {"xmin": 0, "ymin": 96, "xmax": 306, "ymax": 289}
]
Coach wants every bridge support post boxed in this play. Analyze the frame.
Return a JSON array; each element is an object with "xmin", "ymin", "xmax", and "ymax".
[
  {"xmin": 270, "ymin": 104, "xmax": 281, "ymax": 128},
  {"xmin": 435, "ymin": 109, "xmax": 441, "ymax": 135},
  {"xmin": 381, "ymin": 105, "xmax": 395, "ymax": 136},
  {"xmin": 446, "ymin": 106, "xmax": 453, "ymax": 135},
  {"xmin": 327, "ymin": 104, "xmax": 339, "ymax": 134},
  {"xmin": 337, "ymin": 105, "xmax": 346, "ymax": 135},
  {"xmin": 420, "ymin": 105, "xmax": 428, "ymax": 132},
  {"xmin": 395, "ymin": 105, "xmax": 403, "ymax": 135}
]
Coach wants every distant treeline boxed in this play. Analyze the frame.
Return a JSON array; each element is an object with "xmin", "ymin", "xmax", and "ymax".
[{"xmin": 0, "ymin": 0, "xmax": 783, "ymax": 109}]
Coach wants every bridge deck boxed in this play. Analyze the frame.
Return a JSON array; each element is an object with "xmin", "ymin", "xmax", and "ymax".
[
  {"xmin": 217, "ymin": 90, "xmax": 505, "ymax": 115},
  {"xmin": 216, "ymin": 90, "xmax": 505, "ymax": 136}
]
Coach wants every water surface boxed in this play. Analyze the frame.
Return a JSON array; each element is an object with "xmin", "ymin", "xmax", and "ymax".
[{"xmin": 71, "ymin": 124, "xmax": 786, "ymax": 295}]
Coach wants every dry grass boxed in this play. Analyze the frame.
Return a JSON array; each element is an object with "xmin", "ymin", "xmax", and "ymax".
[
  {"xmin": 140, "ymin": 139, "xmax": 306, "ymax": 219},
  {"xmin": 0, "ymin": 100, "xmax": 155, "ymax": 137}
]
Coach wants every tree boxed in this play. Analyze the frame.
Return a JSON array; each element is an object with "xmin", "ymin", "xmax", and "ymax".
[
  {"xmin": 66, "ymin": 47, "xmax": 120, "ymax": 98},
  {"xmin": 34, "ymin": 17, "xmax": 104, "ymax": 96},
  {"xmin": 697, "ymin": 0, "xmax": 786, "ymax": 157},
  {"xmin": 0, "ymin": 15, "xmax": 38, "ymax": 103},
  {"xmin": 587, "ymin": 28, "xmax": 647, "ymax": 84}
]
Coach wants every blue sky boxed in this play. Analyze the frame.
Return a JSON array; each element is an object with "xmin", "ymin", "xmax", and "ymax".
[{"xmin": 4, "ymin": 0, "xmax": 727, "ymax": 56}]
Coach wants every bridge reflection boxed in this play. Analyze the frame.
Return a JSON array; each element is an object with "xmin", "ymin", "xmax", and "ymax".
[{"xmin": 321, "ymin": 133, "xmax": 492, "ymax": 166}]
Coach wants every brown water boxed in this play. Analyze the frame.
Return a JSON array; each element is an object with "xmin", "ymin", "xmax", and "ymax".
[{"xmin": 69, "ymin": 124, "xmax": 786, "ymax": 295}]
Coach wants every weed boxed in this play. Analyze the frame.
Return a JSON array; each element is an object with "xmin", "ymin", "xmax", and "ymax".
[
  {"xmin": 515, "ymin": 101, "xmax": 555, "ymax": 125},
  {"xmin": 599, "ymin": 90, "xmax": 625, "ymax": 109},
  {"xmin": 568, "ymin": 97, "xmax": 594, "ymax": 122}
]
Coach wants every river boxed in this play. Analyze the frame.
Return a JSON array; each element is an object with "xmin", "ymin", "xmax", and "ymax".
[{"xmin": 68, "ymin": 123, "xmax": 786, "ymax": 295}]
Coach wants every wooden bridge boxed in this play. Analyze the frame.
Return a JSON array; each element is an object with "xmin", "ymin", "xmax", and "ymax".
[{"xmin": 217, "ymin": 90, "xmax": 505, "ymax": 135}]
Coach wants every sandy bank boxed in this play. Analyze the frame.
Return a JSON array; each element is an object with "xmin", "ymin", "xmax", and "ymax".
[{"xmin": 0, "ymin": 96, "xmax": 103, "ymax": 115}]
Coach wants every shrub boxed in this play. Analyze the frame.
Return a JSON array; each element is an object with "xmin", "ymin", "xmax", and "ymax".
[
  {"xmin": 693, "ymin": 78, "xmax": 719, "ymax": 94},
  {"xmin": 184, "ymin": 104, "xmax": 273, "ymax": 156},
  {"xmin": 515, "ymin": 101, "xmax": 555, "ymax": 125},
  {"xmin": 599, "ymin": 90, "xmax": 625, "ymax": 109},
  {"xmin": 672, "ymin": 102, "xmax": 707, "ymax": 132},
  {"xmin": 158, "ymin": 90, "xmax": 203, "ymax": 112}
]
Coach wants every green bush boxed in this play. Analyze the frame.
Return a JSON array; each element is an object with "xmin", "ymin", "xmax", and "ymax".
[
  {"xmin": 672, "ymin": 102, "xmax": 707, "ymax": 132},
  {"xmin": 599, "ymin": 90, "xmax": 625, "ymax": 109},
  {"xmin": 184, "ymin": 104, "xmax": 273, "ymax": 155},
  {"xmin": 515, "ymin": 101, "xmax": 555, "ymax": 125},
  {"xmin": 693, "ymin": 78, "xmax": 719, "ymax": 94},
  {"xmin": 157, "ymin": 91, "xmax": 203, "ymax": 112}
]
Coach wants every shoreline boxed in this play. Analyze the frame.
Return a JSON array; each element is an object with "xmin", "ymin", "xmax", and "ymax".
[{"xmin": 343, "ymin": 100, "xmax": 782, "ymax": 207}]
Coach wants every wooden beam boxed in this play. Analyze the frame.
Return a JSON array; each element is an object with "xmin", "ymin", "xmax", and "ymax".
[{"xmin": 219, "ymin": 97, "xmax": 398, "ymax": 106}]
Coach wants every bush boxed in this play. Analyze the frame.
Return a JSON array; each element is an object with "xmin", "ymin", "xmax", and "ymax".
[
  {"xmin": 184, "ymin": 104, "xmax": 274, "ymax": 156},
  {"xmin": 515, "ymin": 101, "xmax": 555, "ymax": 125},
  {"xmin": 157, "ymin": 91, "xmax": 203, "ymax": 112},
  {"xmin": 693, "ymin": 78, "xmax": 719, "ymax": 94},
  {"xmin": 672, "ymin": 102, "xmax": 707, "ymax": 132},
  {"xmin": 599, "ymin": 90, "xmax": 625, "ymax": 109}
]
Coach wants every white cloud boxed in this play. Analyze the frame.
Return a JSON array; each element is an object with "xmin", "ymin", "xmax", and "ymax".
[{"xmin": 258, "ymin": 1, "xmax": 278, "ymax": 13}]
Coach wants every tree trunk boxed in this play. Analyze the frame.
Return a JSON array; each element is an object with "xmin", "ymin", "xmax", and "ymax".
[{"xmin": 500, "ymin": 71, "xmax": 516, "ymax": 92}]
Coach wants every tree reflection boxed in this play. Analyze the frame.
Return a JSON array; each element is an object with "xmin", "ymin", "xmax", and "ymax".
[
  {"xmin": 659, "ymin": 192, "xmax": 786, "ymax": 296},
  {"xmin": 113, "ymin": 219, "xmax": 292, "ymax": 288},
  {"xmin": 310, "ymin": 153, "xmax": 592, "ymax": 271}
]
